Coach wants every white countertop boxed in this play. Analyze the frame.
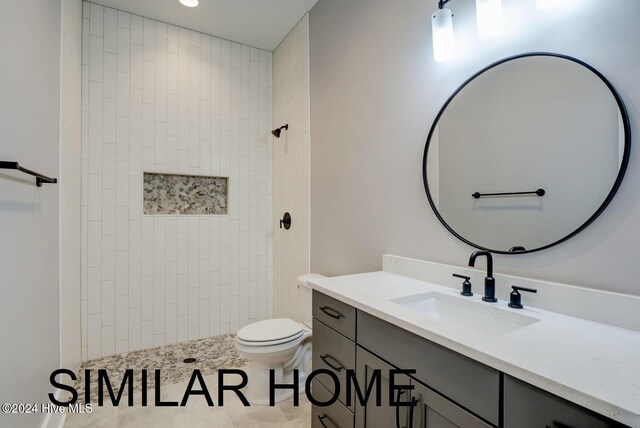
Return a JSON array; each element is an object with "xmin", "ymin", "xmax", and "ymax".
[{"xmin": 309, "ymin": 271, "xmax": 640, "ymax": 427}]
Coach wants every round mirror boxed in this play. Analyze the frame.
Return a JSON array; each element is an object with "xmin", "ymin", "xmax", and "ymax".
[{"xmin": 423, "ymin": 53, "xmax": 630, "ymax": 254}]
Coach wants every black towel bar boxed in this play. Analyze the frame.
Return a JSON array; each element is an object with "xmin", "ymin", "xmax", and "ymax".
[
  {"xmin": 472, "ymin": 188, "xmax": 545, "ymax": 199},
  {"xmin": 0, "ymin": 161, "xmax": 58, "ymax": 187}
]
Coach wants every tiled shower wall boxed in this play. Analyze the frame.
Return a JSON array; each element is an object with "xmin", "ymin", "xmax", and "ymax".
[
  {"xmin": 81, "ymin": 2, "xmax": 274, "ymax": 360},
  {"xmin": 273, "ymin": 15, "xmax": 311, "ymax": 322}
]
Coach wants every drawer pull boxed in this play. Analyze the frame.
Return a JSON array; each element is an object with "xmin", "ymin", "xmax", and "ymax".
[
  {"xmin": 320, "ymin": 354, "xmax": 344, "ymax": 372},
  {"xmin": 318, "ymin": 413, "xmax": 335, "ymax": 428},
  {"xmin": 395, "ymin": 391, "xmax": 418, "ymax": 428},
  {"xmin": 319, "ymin": 306, "xmax": 345, "ymax": 320}
]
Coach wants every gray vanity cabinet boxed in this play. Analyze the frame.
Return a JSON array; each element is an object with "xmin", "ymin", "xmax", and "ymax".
[
  {"xmin": 357, "ymin": 311, "xmax": 500, "ymax": 425},
  {"xmin": 312, "ymin": 317, "xmax": 356, "ymax": 411},
  {"xmin": 355, "ymin": 347, "xmax": 412, "ymax": 428},
  {"xmin": 503, "ymin": 376, "xmax": 625, "ymax": 428},
  {"xmin": 312, "ymin": 379, "xmax": 355, "ymax": 428},
  {"xmin": 311, "ymin": 291, "xmax": 626, "ymax": 428},
  {"xmin": 411, "ymin": 380, "xmax": 492, "ymax": 428}
]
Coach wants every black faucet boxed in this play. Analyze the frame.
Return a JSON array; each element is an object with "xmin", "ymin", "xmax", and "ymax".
[{"xmin": 468, "ymin": 250, "xmax": 497, "ymax": 303}]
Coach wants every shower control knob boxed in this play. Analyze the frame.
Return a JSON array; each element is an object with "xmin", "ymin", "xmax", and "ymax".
[{"xmin": 280, "ymin": 212, "xmax": 292, "ymax": 230}]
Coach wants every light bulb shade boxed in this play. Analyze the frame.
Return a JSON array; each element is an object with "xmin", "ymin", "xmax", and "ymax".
[
  {"xmin": 536, "ymin": 0, "xmax": 565, "ymax": 10},
  {"xmin": 476, "ymin": 0, "xmax": 503, "ymax": 39},
  {"xmin": 179, "ymin": 0, "xmax": 199, "ymax": 7},
  {"xmin": 432, "ymin": 8, "xmax": 455, "ymax": 62}
]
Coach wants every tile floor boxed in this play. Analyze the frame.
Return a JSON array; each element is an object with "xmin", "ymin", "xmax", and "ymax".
[{"xmin": 63, "ymin": 335, "xmax": 310, "ymax": 428}]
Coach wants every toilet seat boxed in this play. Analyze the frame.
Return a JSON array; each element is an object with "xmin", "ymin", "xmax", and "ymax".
[{"xmin": 237, "ymin": 318, "xmax": 306, "ymax": 347}]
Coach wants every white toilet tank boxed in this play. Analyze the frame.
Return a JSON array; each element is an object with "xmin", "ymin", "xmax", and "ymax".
[{"xmin": 297, "ymin": 274, "xmax": 325, "ymax": 328}]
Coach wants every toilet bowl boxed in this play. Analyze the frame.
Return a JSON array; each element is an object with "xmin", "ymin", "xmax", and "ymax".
[{"xmin": 235, "ymin": 273, "xmax": 325, "ymax": 405}]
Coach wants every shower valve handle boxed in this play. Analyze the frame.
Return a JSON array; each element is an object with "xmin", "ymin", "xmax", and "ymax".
[{"xmin": 280, "ymin": 212, "xmax": 292, "ymax": 230}]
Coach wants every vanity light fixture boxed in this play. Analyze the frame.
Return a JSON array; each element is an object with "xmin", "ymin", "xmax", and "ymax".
[
  {"xmin": 475, "ymin": 0, "xmax": 504, "ymax": 39},
  {"xmin": 432, "ymin": 7, "xmax": 455, "ymax": 62},
  {"xmin": 431, "ymin": 0, "xmax": 503, "ymax": 62},
  {"xmin": 179, "ymin": 0, "xmax": 199, "ymax": 7},
  {"xmin": 536, "ymin": 0, "xmax": 565, "ymax": 10}
]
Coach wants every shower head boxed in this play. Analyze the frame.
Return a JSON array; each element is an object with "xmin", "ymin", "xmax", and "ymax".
[{"xmin": 271, "ymin": 124, "xmax": 289, "ymax": 139}]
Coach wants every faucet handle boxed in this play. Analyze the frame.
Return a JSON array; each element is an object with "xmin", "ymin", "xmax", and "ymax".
[
  {"xmin": 508, "ymin": 286, "xmax": 537, "ymax": 309},
  {"xmin": 452, "ymin": 274, "xmax": 473, "ymax": 297}
]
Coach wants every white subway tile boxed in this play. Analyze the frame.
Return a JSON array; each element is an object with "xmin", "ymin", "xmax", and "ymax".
[
  {"xmin": 88, "ymin": 174, "xmax": 102, "ymax": 220},
  {"xmin": 116, "ymin": 249, "xmax": 129, "ymax": 296},
  {"xmin": 102, "ymin": 234, "xmax": 116, "ymax": 280},
  {"xmin": 116, "ymin": 162, "xmax": 129, "ymax": 207},
  {"xmin": 117, "ymin": 72, "xmax": 130, "ymax": 117},
  {"xmin": 156, "ymin": 37, "xmax": 167, "ymax": 81},
  {"xmin": 166, "ymin": 218, "xmax": 177, "ymax": 261},
  {"xmin": 128, "ymin": 307, "xmax": 141, "ymax": 351},
  {"xmin": 143, "ymin": 18, "xmax": 156, "ymax": 61},
  {"xmin": 188, "ymin": 288, "xmax": 199, "ymax": 331},
  {"xmin": 154, "ymin": 248, "xmax": 166, "ymax": 292},
  {"xmin": 89, "ymin": 4, "xmax": 104, "ymax": 37},
  {"xmin": 166, "ymin": 303, "xmax": 177, "ymax": 345},
  {"xmin": 199, "ymin": 300, "xmax": 210, "ymax": 338},
  {"xmin": 154, "ymin": 291, "xmax": 166, "ymax": 334},
  {"xmin": 142, "ymin": 147, "xmax": 154, "ymax": 171},
  {"xmin": 102, "ymin": 144, "xmax": 116, "ymax": 189},
  {"xmin": 143, "ymin": 61, "xmax": 155, "ymax": 104},
  {"xmin": 102, "ymin": 280, "xmax": 115, "ymax": 326},
  {"xmin": 177, "ymin": 274, "xmax": 188, "ymax": 316},
  {"xmin": 87, "ymin": 314, "xmax": 102, "ymax": 360},
  {"xmin": 88, "ymin": 266, "xmax": 102, "ymax": 314},
  {"xmin": 103, "ymin": 53, "xmax": 117, "ymax": 99},
  {"xmin": 166, "ymin": 261, "xmax": 177, "ymax": 304},
  {"xmin": 117, "ymin": 10, "xmax": 130, "ymax": 29},
  {"xmin": 89, "ymin": 82, "xmax": 103, "ymax": 128},
  {"xmin": 104, "ymin": 8, "xmax": 117, "ymax": 53},
  {"xmin": 141, "ymin": 320, "xmax": 153, "ymax": 349},
  {"xmin": 177, "ymin": 315, "xmax": 188, "ymax": 343},
  {"xmin": 128, "ymin": 263, "xmax": 141, "ymax": 308},
  {"xmin": 155, "ymin": 122, "xmax": 167, "ymax": 165},
  {"xmin": 103, "ymin": 99, "xmax": 117, "ymax": 144},
  {"xmin": 101, "ymin": 188, "xmax": 116, "ymax": 235},
  {"xmin": 141, "ymin": 276, "xmax": 154, "ymax": 321},
  {"xmin": 168, "ymin": 25, "xmax": 179, "ymax": 53}
]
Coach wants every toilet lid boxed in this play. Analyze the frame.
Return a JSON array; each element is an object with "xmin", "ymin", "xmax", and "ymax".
[{"xmin": 237, "ymin": 318, "xmax": 304, "ymax": 343}]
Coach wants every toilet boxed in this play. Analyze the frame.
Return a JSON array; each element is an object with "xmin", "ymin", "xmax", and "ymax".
[{"xmin": 235, "ymin": 273, "xmax": 325, "ymax": 405}]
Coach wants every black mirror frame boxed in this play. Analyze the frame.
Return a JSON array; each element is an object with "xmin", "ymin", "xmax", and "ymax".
[{"xmin": 422, "ymin": 52, "xmax": 632, "ymax": 255}]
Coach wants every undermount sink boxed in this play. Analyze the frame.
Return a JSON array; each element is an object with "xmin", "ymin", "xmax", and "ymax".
[{"xmin": 391, "ymin": 292, "xmax": 539, "ymax": 337}]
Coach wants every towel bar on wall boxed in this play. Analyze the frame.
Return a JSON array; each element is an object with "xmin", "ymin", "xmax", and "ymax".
[
  {"xmin": 0, "ymin": 161, "xmax": 58, "ymax": 187},
  {"xmin": 472, "ymin": 188, "xmax": 545, "ymax": 199}
]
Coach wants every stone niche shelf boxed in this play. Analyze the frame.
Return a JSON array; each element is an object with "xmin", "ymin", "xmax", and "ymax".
[{"xmin": 143, "ymin": 172, "xmax": 229, "ymax": 215}]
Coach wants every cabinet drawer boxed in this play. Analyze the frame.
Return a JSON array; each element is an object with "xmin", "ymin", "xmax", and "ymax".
[
  {"xmin": 503, "ymin": 376, "xmax": 625, "ymax": 428},
  {"xmin": 313, "ymin": 318, "xmax": 356, "ymax": 410},
  {"xmin": 312, "ymin": 379, "xmax": 355, "ymax": 428},
  {"xmin": 412, "ymin": 380, "xmax": 492, "ymax": 428},
  {"xmin": 313, "ymin": 290, "xmax": 357, "ymax": 340},
  {"xmin": 357, "ymin": 311, "xmax": 500, "ymax": 426}
]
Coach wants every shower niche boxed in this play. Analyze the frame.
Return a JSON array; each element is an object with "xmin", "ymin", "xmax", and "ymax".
[{"xmin": 143, "ymin": 172, "xmax": 229, "ymax": 215}]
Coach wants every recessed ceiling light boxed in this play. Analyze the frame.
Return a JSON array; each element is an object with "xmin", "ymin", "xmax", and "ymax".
[{"xmin": 179, "ymin": 0, "xmax": 199, "ymax": 7}]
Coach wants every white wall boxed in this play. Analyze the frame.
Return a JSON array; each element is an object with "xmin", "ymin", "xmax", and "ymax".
[
  {"xmin": 81, "ymin": 2, "xmax": 274, "ymax": 359},
  {"xmin": 273, "ymin": 15, "xmax": 311, "ymax": 322},
  {"xmin": 0, "ymin": 0, "xmax": 61, "ymax": 426},
  {"xmin": 309, "ymin": 0, "xmax": 640, "ymax": 296}
]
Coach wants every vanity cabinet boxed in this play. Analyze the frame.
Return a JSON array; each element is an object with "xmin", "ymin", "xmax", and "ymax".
[
  {"xmin": 355, "ymin": 347, "xmax": 412, "ymax": 428},
  {"xmin": 355, "ymin": 346, "xmax": 490, "ymax": 428},
  {"xmin": 311, "ymin": 291, "xmax": 627, "ymax": 428},
  {"xmin": 503, "ymin": 376, "xmax": 625, "ymax": 428},
  {"xmin": 357, "ymin": 311, "xmax": 500, "ymax": 425}
]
